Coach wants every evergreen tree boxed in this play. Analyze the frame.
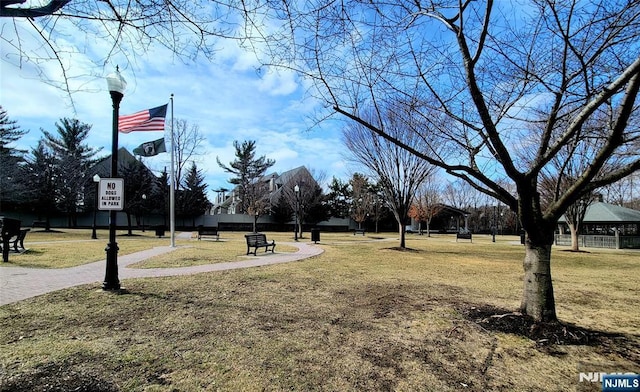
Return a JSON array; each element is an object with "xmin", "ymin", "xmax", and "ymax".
[
  {"xmin": 0, "ymin": 106, "xmax": 27, "ymax": 212},
  {"xmin": 22, "ymin": 140, "xmax": 58, "ymax": 230},
  {"xmin": 178, "ymin": 163, "xmax": 211, "ymax": 226},
  {"xmin": 325, "ymin": 177, "xmax": 351, "ymax": 218},
  {"xmin": 120, "ymin": 159, "xmax": 155, "ymax": 234},
  {"xmin": 42, "ymin": 118, "xmax": 101, "ymax": 226},
  {"xmin": 217, "ymin": 140, "xmax": 275, "ymax": 215}
]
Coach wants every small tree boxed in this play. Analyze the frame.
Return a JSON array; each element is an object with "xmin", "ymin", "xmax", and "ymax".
[
  {"xmin": 409, "ymin": 178, "xmax": 443, "ymax": 237},
  {"xmin": 217, "ymin": 140, "xmax": 275, "ymax": 226},
  {"xmin": 178, "ymin": 163, "xmax": 211, "ymax": 227},
  {"xmin": 343, "ymin": 107, "xmax": 437, "ymax": 248},
  {"xmin": 348, "ymin": 173, "xmax": 373, "ymax": 231},
  {"xmin": 278, "ymin": 168, "xmax": 328, "ymax": 238}
]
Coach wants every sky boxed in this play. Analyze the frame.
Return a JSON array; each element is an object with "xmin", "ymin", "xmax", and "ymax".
[{"xmin": 0, "ymin": 14, "xmax": 351, "ymax": 202}]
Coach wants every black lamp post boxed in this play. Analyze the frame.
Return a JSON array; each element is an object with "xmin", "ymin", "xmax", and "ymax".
[
  {"xmin": 294, "ymin": 184, "xmax": 300, "ymax": 241},
  {"xmin": 91, "ymin": 174, "xmax": 100, "ymax": 239},
  {"xmin": 103, "ymin": 67, "xmax": 126, "ymax": 291},
  {"xmin": 492, "ymin": 205, "xmax": 497, "ymax": 243},
  {"xmin": 141, "ymin": 194, "xmax": 146, "ymax": 232}
]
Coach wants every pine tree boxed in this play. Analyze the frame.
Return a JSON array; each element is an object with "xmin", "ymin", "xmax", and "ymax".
[
  {"xmin": 216, "ymin": 140, "xmax": 275, "ymax": 215},
  {"xmin": 178, "ymin": 163, "xmax": 210, "ymax": 226},
  {"xmin": 22, "ymin": 140, "xmax": 58, "ymax": 229},
  {"xmin": 42, "ymin": 118, "xmax": 101, "ymax": 226},
  {"xmin": 0, "ymin": 106, "xmax": 27, "ymax": 212}
]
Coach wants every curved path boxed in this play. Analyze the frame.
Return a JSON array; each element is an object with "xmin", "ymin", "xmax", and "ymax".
[{"xmin": 0, "ymin": 241, "xmax": 323, "ymax": 306}]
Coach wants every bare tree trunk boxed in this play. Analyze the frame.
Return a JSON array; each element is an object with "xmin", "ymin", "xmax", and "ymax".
[
  {"xmin": 520, "ymin": 238, "xmax": 557, "ymax": 323},
  {"xmin": 127, "ymin": 212, "xmax": 133, "ymax": 236},
  {"xmin": 568, "ymin": 223, "xmax": 580, "ymax": 251},
  {"xmin": 399, "ymin": 225, "xmax": 406, "ymax": 248}
]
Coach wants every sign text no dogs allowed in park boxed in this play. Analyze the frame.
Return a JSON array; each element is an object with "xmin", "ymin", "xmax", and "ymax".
[{"xmin": 98, "ymin": 178, "xmax": 124, "ymax": 211}]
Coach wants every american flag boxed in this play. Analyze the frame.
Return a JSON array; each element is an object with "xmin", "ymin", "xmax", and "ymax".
[{"xmin": 118, "ymin": 104, "xmax": 168, "ymax": 133}]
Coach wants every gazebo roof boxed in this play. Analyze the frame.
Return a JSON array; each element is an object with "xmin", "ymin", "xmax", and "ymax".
[{"xmin": 560, "ymin": 202, "xmax": 640, "ymax": 224}]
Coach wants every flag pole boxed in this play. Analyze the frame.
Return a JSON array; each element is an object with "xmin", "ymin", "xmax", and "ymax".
[{"xmin": 170, "ymin": 94, "xmax": 176, "ymax": 247}]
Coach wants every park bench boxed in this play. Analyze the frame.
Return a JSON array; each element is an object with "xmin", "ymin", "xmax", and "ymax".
[
  {"xmin": 354, "ymin": 228, "xmax": 365, "ymax": 236},
  {"xmin": 10, "ymin": 229, "xmax": 30, "ymax": 252},
  {"xmin": 1, "ymin": 218, "xmax": 23, "ymax": 262},
  {"xmin": 244, "ymin": 233, "xmax": 276, "ymax": 255},
  {"xmin": 197, "ymin": 225, "xmax": 220, "ymax": 241},
  {"xmin": 456, "ymin": 232, "xmax": 473, "ymax": 242}
]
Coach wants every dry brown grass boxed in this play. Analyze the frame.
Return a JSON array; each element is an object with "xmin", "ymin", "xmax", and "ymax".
[{"xmin": 0, "ymin": 231, "xmax": 638, "ymax": 391}]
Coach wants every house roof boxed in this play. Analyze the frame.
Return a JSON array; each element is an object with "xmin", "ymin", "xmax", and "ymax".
[
  {"xmin": 91, "ymin": 147, "xmax": 141, "ymax": 176},
  {"xmin": 559, "ymin": 202, "xmax": 640, "ymax": 223}
]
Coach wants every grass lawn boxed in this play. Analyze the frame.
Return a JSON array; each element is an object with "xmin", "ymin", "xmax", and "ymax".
[{"xmin": 0, "ymin": 230, "xmax": 638, "ymax": 391}]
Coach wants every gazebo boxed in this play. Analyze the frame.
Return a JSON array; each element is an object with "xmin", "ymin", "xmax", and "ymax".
[{"xmin": 556, "ymin": 202, "xmax": 640, "ymax": 249}]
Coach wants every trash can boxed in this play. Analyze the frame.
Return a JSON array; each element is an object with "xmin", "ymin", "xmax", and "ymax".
[
  {"xmin": 311, "ymin": 228, "xmax": 320, "ymax": 243},
  {"xmin": 154, "ymin": 225, "xmax": 166, "ymax": 238}
]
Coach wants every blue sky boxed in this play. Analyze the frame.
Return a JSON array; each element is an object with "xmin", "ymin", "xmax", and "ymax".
[{"xmin": 1, "ymin": 17, "xmax": 350, "ymax": 201}]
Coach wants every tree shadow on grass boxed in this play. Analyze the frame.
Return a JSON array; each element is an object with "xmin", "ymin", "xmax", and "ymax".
[{"xmin": 458, "ymin": 304, "xmax": 640, "ymax": 363}]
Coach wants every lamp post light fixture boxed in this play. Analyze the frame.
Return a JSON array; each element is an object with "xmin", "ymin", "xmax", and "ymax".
[
  {"xmin": 103, "ymin": 67, "xmax": 126, "ymax": 291},
  {"xmin": 294, "ymin": 184, "xmax": 300, "ymax": 241},
  {"xmin": 91, "ymin": 174, "xmax": 100, "ymax": 239}
]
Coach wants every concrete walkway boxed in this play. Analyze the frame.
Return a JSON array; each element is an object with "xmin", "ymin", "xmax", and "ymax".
[{"xmin": 0, "ymin": 236, "xmax": 324, "ymax": 306}]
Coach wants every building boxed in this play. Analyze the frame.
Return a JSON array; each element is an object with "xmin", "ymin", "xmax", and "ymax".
[{"xmin": 556, "ymin": 202, "xmax": 640, "ymax": 249}]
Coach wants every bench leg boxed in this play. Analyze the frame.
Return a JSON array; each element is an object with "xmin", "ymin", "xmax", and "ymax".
[{"xmin": 2, "ymin": 240, "xmax": 9, "ymax": 262}]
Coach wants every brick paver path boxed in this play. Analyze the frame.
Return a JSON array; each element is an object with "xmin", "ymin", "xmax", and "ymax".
[{"xmin": 0, "ymin": 238, "xmax": 323, "ymax": 306}]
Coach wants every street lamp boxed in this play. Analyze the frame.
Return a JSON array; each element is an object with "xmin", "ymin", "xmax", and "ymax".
[
  {"xmin": 492, "ymin": 205, "xmax": 497, "ymax": 243},
  {"xmin": 91, "ymin": 174, "xmax": 100, "ymax": 239},
  {"xmin": 103, "ymin": 67, "xmax": 126, "ymax": 291},
  {"xmin": 141, "ymin": 194, "xmax": 147, "ymax": 232},
  {"xmin": 294, "ymin": 184, "xmax": 300, "ymax": 241}
]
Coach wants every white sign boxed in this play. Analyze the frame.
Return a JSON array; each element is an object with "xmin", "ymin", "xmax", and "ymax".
[{"xmin": 98, "ymin": 178, "xmax": 124, "ymax": 211}]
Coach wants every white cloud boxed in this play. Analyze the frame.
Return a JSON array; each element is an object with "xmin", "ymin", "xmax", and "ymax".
[{"xmin": 1, "ymin": 15, "xmax": 349, "ymax": 202}]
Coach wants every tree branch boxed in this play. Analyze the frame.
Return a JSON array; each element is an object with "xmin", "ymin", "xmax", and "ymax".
[{"xmin": 0, "ymin": 0, "xmax": 70, "ymax": 18}]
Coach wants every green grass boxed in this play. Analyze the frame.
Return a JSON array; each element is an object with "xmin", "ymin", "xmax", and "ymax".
[{"xmin": 0, "ymin": 231, "xmax": 638, "ymax": 391}]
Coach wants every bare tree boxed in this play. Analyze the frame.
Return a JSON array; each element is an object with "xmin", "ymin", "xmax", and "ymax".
[
  {"xmin": 278, "ymin": 167, "xmax": 327, "ymax": 239},
  {"xmin": 1, "ymin": 0, "xmax": 236, "ymax": 102},
  {"xmin": 602, "ymin": 173, "xmax": 640, "ymax": 209},
  {"xmin": 409, "ymin": 177, "xmax": 443, "ymax": 237},
  {"xmin": 238, "ymin": 1, "xmax": 640, "ymax": 323},
  {"xmin": 540, "ymin": 139, "xmax": 602, "ymax": 251},
  {"xmin": 172, "ymin": 119, "xmax": 205, "ymax": 190},
  {"xmin": 348, "ymin": 173, "xmax": 373, "ymax": 231},
  {"xmin": 343, "ymin": 106, "xmax": 437, "ymax": 248}
]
